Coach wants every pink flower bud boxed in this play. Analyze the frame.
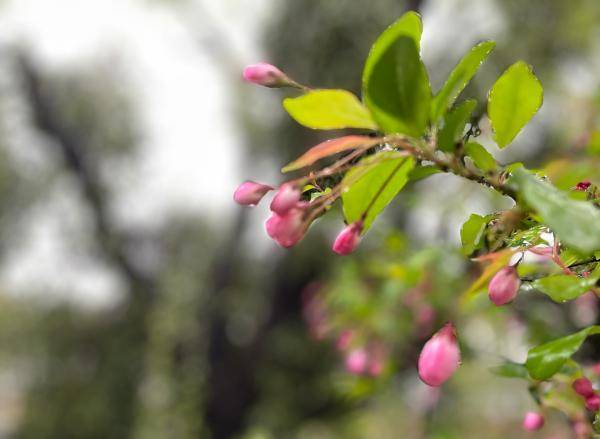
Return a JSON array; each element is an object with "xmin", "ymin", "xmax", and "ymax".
[
  {"xmin": 336, "ymin": 330, "xmax": 354, "ymax": 351},
  {"xmin": 242, "ymin": 63, "xmax": 288, "ymax": 88},
  {"xmin": 270, "ymin": 183, "xmax": 301, "ymax": 215},
  {"xmin": 522, "ymin": 412, "xmax": 544, "ymax": 431},
  {"xmin": 418, "ymin": 322, "xmax": 460, "ymax": 387},
  {"xmin": 585, "ymin": 394, "xmax": 600, "ymax": 411},
  {"xmin": 345, "ymin": 349, "xmax": 368, "ymax": 375},
  {"xmin": 488, "ymin": 266, "xmax": 521, "ymax": 306},
  {"xmin": 573, "ymin": 377, "xmax": 595, "ymax": 398},
  {"xmin": 367, "ymin": 344, "xmax": 387, "ymax": 377},
  {"xmin": 265, "ymin": 203, "xmax": 307, "ymax": 248},
  {"xmin": 573, "ymin": 420, "xmax": 591, "ymax": 438},
  {"xmin": 332, "ymin": 221, "xmax": 363, "ymax": 255},
  {"xmin": 233, "ymin": 181, "xmax": 273, "ymax": 206}
]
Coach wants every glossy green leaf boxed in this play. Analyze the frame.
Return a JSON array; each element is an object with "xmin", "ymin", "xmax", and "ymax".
[
  {"xmin": 490, "ymin": 362, "xmax": 529, "ymax": 379},
  {"xmin": 362, "ymin": 12, "xmax": 422, "ymax": 94},
  {"xmin": 409, "ymin": 165, "xmax": 441, "ymax": 182},
  {"xmin": 533, "ymin": 274, "xmax": 599, "ymax": 303},
  {"xmin": 510, "ymin": 169, "xmax": 600, "ymax": 253},
  {"xmin": 438, "ymin": 99, "xmax": 476, "ymax": 151},
  {"xmin": 363, "ymin": 33, "xmax": 430, "ymax": 136},
  {"xmin": 488, "ymin": 61, "xmax": 543, "ymax": 148},
  {"xmin": 526, "ymin": 326, "xmax": 600, "ymax": 380},
  {"xmin": 460, "ymin": 213, "xmax": 491, "ymax": 255},
  {"xmin": 342, "ymin": 152, "xmax": 415, "ymax": 232},
  {"xmin": 283, "ymin": 89, "xmax": 377, "ymax": 130},
  {"xmin": 465, "ymin": 142, "xmax": 496, "ymax": 172},
  {"xmin": 431, "ymin": 41, "xmax": 496, "ymax": 122}
]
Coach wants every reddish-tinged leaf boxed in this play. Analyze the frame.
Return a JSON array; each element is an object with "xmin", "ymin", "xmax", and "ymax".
[{"xmin": 281, "ymin": 136, "xmax": 381, "ymax": 173}]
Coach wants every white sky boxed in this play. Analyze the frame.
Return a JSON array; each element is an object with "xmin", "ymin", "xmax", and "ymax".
[{"xmin": 0, "ymin": 0, "xmax": 274, "ymax": 307}]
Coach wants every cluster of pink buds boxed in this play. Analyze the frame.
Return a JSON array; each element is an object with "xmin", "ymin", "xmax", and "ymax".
[
  {"xmin": 417, "ymin": 322, "xmax": 461, "ymax": 387},
  {"xmin": 488, "ymin": 264, "xmax": 521, "ymax": 306},
  {"xmin": 234, "ymin": 178, "xmax": 365, "ymax": 253},
  {"xmin": 572, "ymin": 377, "xmax": 600, "ymax": 411},
  {"xmin": 236, "ymin": 63, "xmax": 377, "ymax": 253},
  {"xmin": 522, "ymin": 411, "xmax": 544, "ymax": 431}
]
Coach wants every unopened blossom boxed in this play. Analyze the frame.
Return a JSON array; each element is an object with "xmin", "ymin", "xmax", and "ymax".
[
  {"xmin": 572, "ymin": 377, "xmax": 594, "ymax": 398},
  {"xmin": 332, "ymin": 221, "xmax": 363, "ymax": 255},
  {"xmin": 522, "ymin": 412, "xmax": 544, "ymax": 431},
  {"xmin": 418, "ymin": 322, "xmax": 460, "ymax": 387},
  {"xmin": 345, "ymin": 349, "xmax": 368, "ymax": 375},
  {"xmin": 270, "ymin": 183, "xmax": 301, "ymax": 215},
  {"xmin": 233, "ymin": 181, "xmax": 273, "ymax": 206},
  {"xmin": 488, "ymin": 265, "xmax": 521, "ymax": 306},
  {"xmin": 585, "ymin": 394, "xmax": 600, "ymax": 411},
  {"xmin": 265, "ymin": 203, "xmax": 307, "ymax": 248},
  {"xmin": 367, "ymin": 344, "xmax": 387, "ymax": 377},
  {"xmin": 242, "ymin": 63, "xmax": 289, "ymax": 88},
  {"xmin": 336, "ymin": 330, "xmax": 354, "ymax": 351}
]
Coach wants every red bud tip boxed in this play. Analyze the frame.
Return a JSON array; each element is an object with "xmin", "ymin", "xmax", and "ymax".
[
  {"xmin": 233, "ymin": 181, "xmax": 273, "ymax": 206},
  {"xmin": 242, "ymin": 63, "xmax": 289, "ymax": 88},
  {"xmin": 575, "ymin": 181, "xmax": 592, "ymax": 191},
  {"xmin": 488, "ymin": 266, "xmax": 521, "ymax": 306},
  {"xmin": 522, "ymin": 412, "xmax": 544, "ymax": 431},
  {"xmin": 585, "ymin": 394, "xmax": 600, "ymax": 412},
  {"xmin": 417, "ymin": 322, "xmax": 460, "ymax": 387},
  {"xmin": 572, "ymin": 377, "xmax": 595, "ymax": 398},
  {"xmin": 332, "ymin": 221, "xmax": 363, "ymax": 255},
  {"xmin": 270, "ymin": 183, "xmax": 301, "ymax": 215}
]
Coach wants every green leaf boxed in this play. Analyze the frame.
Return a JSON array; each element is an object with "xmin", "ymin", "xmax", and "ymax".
[
  {"xmin": 526, "ymin": 326, "xmax": 600, "ymax": 380},
  {"xmin": 438, "ymin": 99, "xmax": 476, "ymax": 151},
  {"xmin": 510, "ymin": 169, "xmax": 600, "ymax": 253},
  {"xmin": 465, "ymin": 142, "xmax": 496, "ymax": 173},
  {"xmin": 283, "ymin": 89, "xmax": 377, "ymax": 130},
  {"xmin": 342, "ymin": 152, "xmax": 415, "ymax": 232},
  {"xmin": 362, "ymin": 12, "xmax": 422, "ymax": 94},
  {"xmin": 488, "ymin": 61, "xmax": 543, "ymax": 148},
  {"xmin": 490, "ymin": 362, "xmax": 529, "ymax": 379},
  {"xmin": 363, "ymin": 26, "xmax": 431, "ymax": 136},
  {"xmin": 460, "ymin": 213, "xmax": 491, "ymax": 255},
  {"xmin": 533, "ymin": 274, "xmax": 599, "ymax": 303},
  {"xmin": 408, "ymin": 165, "xmax": 441, "ymax": 182},
  {"xmin": 431, "ymin": 41, "xmax": 496, "ymax": 122}
]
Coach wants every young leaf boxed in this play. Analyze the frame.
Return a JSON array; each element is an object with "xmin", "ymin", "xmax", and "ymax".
[
  {"xmin": 409, "ymin": 165, "xmax": 441, "ymax": 182},
  {"xmin": 460, "ymin": 213, "xmax": 491, "ymax": 256},
  {"xmin": 437, "ymin": 99, "xmax": 476, "ymax": 152},
  {"xmin": 533, "ymin": 274, "xmax": 598, "ymax": 303},
  {"xmin": 342, "ymin": 152, "xmax": 415, "ymax": 232},
  {"xmin": 283, "ymin": 89, "xmax": 377, "ymax": 130},
  {"xmin": 431, "ymin": 41, "xmax": 496, "ymax": 122},
  {"xmin": 465, "ymin": 142, "xmax": 496, "ymax": 172},
  {"xmin": 363, "ymin": 33, "xmax": 431, "ymax": 136},
  {"xmin": 510, "ymin": 169, "xmax": 600, "ymax": 253},
  {"xmin": 490, "ymin": 362, "xmax": 529, "ymax": 379},
  {"xmin": 488, "ymin": 61, "xmax": 543, "ymax": 148},
  {"xmin": 526, "ymin": 326, "xmax": 600, "ymax": 380},
  {"xmin": 362, "ymin": 12, "xmax": 422, "ymax": 94},
  {"xmin": 281, "ymin": 135, "xmax": 381, "ymax": 172}
]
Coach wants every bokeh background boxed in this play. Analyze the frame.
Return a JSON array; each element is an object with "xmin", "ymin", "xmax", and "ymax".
[{"xmin": 0, "ymin": 0, "xmax": 599, "ymax": 437}]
